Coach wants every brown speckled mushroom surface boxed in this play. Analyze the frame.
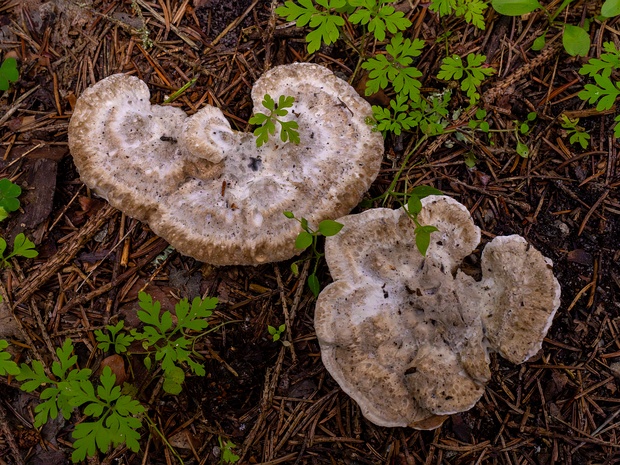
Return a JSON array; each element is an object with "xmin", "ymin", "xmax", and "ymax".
[
  {"xmin": 68, "ymin": 63, "xmax": 383, "ymax": 265},
  {"xmin": 315, "ymin": 195, "xmax": 561, "ymax": 428}
]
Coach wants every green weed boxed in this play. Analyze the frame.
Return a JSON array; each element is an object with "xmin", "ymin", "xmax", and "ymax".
[{"xmin": 249, "ymin": 94, "xmax": 300, "ymax": 147}]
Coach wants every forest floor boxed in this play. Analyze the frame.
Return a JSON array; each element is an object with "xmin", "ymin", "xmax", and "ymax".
[{"xmin": 1, "ymin": 0, "xmax": 620, "ymax": 464}]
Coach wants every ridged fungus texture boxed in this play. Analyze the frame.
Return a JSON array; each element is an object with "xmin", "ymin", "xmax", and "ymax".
[
  {"xmin": 68, "ymin": 63, "xmax": 384, "ymax": 265},
  {"xmin": 315, "ymin": 196, "xmax": 561, "ymax": 428}
]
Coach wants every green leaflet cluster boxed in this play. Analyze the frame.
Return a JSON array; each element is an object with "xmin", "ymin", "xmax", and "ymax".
[
  {"xmin": 15, "ymin": 339, "xmax": 144, "ymax": 462},
  {"xmin": 249, "ymin": 94, "xmax": 300, "ymax": 147},
  {"xmin": 578, "ymin": 42, "xmax": 620, "ymax": 139},
  {"xmin": 284, "ymin": 212, "xmax": 344, "ymax": 297},
  {"xmin": 0, "ymin": 292, "xmax": 220, "ymax": 462},
  {"xmin": 96, "ymin": 291, "xmax": 218, "ymax": 395}
]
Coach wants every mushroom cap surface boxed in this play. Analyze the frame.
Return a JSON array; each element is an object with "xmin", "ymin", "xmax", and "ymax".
[
  {"xmin": 315, "ymin": 196, "xmax": 561, "ymax": 428},
  {"xmin": 68, "ymin": 63, "xmax": 383, "ymax": 265}
]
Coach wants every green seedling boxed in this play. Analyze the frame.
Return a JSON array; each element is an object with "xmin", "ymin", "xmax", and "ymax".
[
  {"xmin": 348, "ymin": 0, "xmax": 412, "ymax": 41},
  {"xmin": 560, "ymin": 114, "xmax": 590, "ymax": 149},
  {"xmin": 95, "ymin": 320, "xmax": 135, "ymax": 354},
  {"xmin": 285, "ymin": 211, "xmax": 343, "ymax": 297},
  {"xmin": 276, "ymin": 0, "xmax": 347, "ymax": 53},
  {"xmin": 218, "ymin": 437, "xmax": 240, "ymax": 464},
  {"xmin": 579, "ymin": 41, "xmax": 620, "ymax": 138},
  {"xmin": 492, "ymin": 0, "xmax": 597, "ymax": 56},
  {"xmin": 249, "ymin": 94, "xmax": 300, "ymax": 147},
  {"xmin": 402, "ymin": 186, "xmax": 443, "ymax": 256},
  {"xmin": 15, "ymin": 339, "xmax": 145, "ymax": 462},
  {"xmin": 437, "ymin": 53, "xmax": 495, "ymax": 105},
  {"xmin": 268, "ymin": 324, "xmax": 287, "ymax": 343},
  {"xmin": 507, "ymin": 112, "xmax": 537, "ymax": 158},
  {"xmin": 0, "ymin": 340, "xmax": 19, "ymax": 376},
  {"xmin": 372, "ymin": 91, "xmax": 451, "ymax": 137},
  {"xmin": 362, "ymin": 33, "xmax": 425, "ymax": 102},
  {"xmin": 430, "ymin": 0, "xmax": 488, "ymax": 29},
  {"xmin": 468, "ymin": 108, "xmax": 490, "ymax": 133},
  {"xmin": 0, "ymin": 233, "xmax": 38, "ymax": 268},
  {"xmin": 0, "ymin": 57, "xmax": 18, "ymax": 91},
  {"xmin": 0, "ymin": 178, "xmax": 21, "ymax": 222},
  {"xmin": 132, "ymin": 292, "xmax": 218, "ymax": 395}
]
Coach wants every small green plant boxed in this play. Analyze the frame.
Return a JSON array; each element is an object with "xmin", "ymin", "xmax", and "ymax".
[
  {"xmin": 468, "ymin": 108, "xmax": 490, "ymax": 133},
  {"xmin": 372, "ymin": 91, "xmax": 451, "ymax": 137},
  {"xmin": 284, "ymin": 212, "xmax": 343, "ymax": 297},
  {"xmin": 0, "ymin": 178, "xmax": 21, "ymax": 221},
  {"xmin": 218, "ymin": 437, "xmax": 240, "ymax": 464},
  {"xmin": 348, "ymin": 0, "xmax": 412, "ymax": 41},
  {"xmin": 132, "ymin": 292, "xmax": 218, "ymax": 395},
  {"xmin": 268, "ymin": 324, "xmax": 286, "ymax": 342},
  {"xmin": 0, "ymin": 340, "xmax": 19, "ymax": 376},
  {"xmin": 430, "ymin": 0, "xmax": 488, "ymax": 29},
  {"xmin": 560, "ymin": 114, "xmax": 590, "ymax": 149},
  {"xmin": 402, "ymin": 186, "xmax": 443, "ymax": 256},
  {"xmin": 276, "ymin": 0, "xmax": 347, "ymax": 53},
  {"xmin": 276, "ymin": 0, "xmax": 411, "ymax": 52},
  {"xmin": 249, "ymin": 94, "xmax": 300, "ymax": 147},
  {"xmin": 95, "ymin": 321, "xmax": 134, "ymax": 354},
  {"xmin": 0, "ymin": 233, "xmax": 38, "ymax": 268},
  {"xmin": 15, "ymin": 339, "xmax": 145, "ymax": 462},
  {"xmin": 362, "ymin": 33, "xmax": 425, "ymax": 102},
  {"xmin": 578, "ymin": 41, "xmax": 620, "ymax": 138},
  {"xmin": 491, "ymin": 0, "xmax": 597, "ymax": 57},
  {"xmin": 0, "ymin": 57, "xmax": 18, "ymax": 91},
  {"xmin": 513, "ymin": 112, "xmax": 537, "ymax": 158},
  {"xmin": 437, "ymin": 53, "xmax": 495, "ymax": 105}
]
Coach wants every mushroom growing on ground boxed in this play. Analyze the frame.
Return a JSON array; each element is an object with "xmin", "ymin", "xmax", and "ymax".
[
  {"xmin": 315, "ymin": 195, "xmax": 561, "ymax": 428},
  {"xmin": 68, "ymin": 63, "xmax": 383, "ymax": 265}
]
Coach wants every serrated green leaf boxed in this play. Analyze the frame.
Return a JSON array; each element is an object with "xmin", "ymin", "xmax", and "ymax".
[
  {"xmin": 0, "ymin": 340, "xmax": 19, "ymax": 376},
  {"xmin": 492, "ymin": 0, "xmax": 541, "ymax": 15},
  {"xmin": 263, "ymin": 94, "xmax": 276, "ymax": 111},
  {"xmin": 72, "ymin": 422, "xmax": 99, "ymax": 462},
  {"xmin": 248, "ymin": 113, "xmax": 269, "ymax": 125},
  {"xmin": 318, "ymin": 219, "xmax": 343, "ymax": 236},
  {"xmin": 10, "ymin": 233, "xmax": 38, "ymax": 259},
  {"xmin": 295, "ymin": 231, "xmax": 313, "ymax": 250},
  {"xmin": 0, "ymin": 179, "xmax": 21, "ymax": 213}
]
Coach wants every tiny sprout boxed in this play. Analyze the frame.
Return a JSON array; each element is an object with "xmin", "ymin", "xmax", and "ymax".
[
  {"xmin": 285, "ymin": 211, "xmax": 343, "ymax": 297},
  {"xmin": 249, "ymin": 94, "xmax": 300, "ymax": 147}
]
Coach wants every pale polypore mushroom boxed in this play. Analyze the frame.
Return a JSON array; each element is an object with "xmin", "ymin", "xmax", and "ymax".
[
  {"xmin": 68, "ymin": 63, "xmax": 383, "ymax": 265},
  {"xmin": 315, "ymin": 195, "xmax": 561, "ymax": 428}
]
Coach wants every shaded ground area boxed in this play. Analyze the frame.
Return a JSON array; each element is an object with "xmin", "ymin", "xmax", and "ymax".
[{"xmin": 1, "ymin": 0, "xmax": 620, "ymax": 463}]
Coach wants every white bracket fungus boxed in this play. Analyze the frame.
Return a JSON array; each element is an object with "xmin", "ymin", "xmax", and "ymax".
[
  {"xmin": 315, "ymin": 195, "xmax": 561, "ymax": 428},
  {"xmin": 68, "ymin": 63, "xmax": 383, "ymax": 265}
]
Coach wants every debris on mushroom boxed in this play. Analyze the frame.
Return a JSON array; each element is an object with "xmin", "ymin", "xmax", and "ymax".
[
  {"xmin": 68, "ymin": 63, "xmax": 383, "ymax": 265},
  {"xmin": 315, "ymin": 195, "xmax": 561, "ymax": 428}
]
